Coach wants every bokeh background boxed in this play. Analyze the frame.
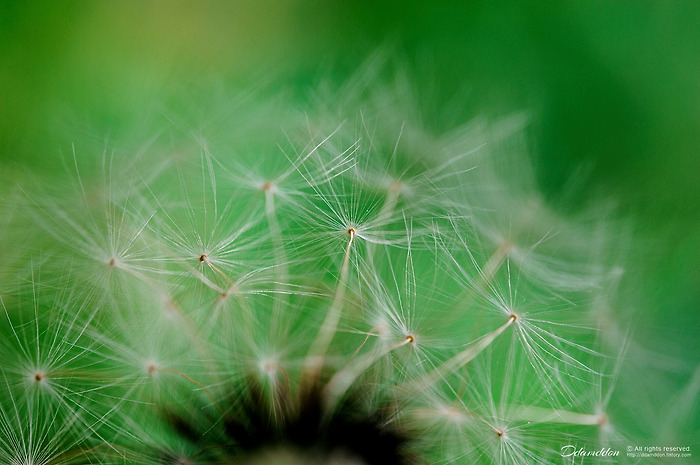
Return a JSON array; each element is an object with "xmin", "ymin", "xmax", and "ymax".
[{"xmin": 2, "ymin": 0, "xmax": 699, "ymax": 442}]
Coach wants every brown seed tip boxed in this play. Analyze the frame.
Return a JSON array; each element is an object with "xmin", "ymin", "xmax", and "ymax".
[
  {"xmin": 34, "ymin": 373, "xmax": 43, "ymax": 382},
  {"xmin": 108, "ymin": 258, "xmax": 115, "ymax": 266},
  {"xmin": 405, "ymin": 334, "xmax": 415, "ymax": 344},
  {"xmin": 199, "ymin": 254, "xmax": 207, "ymax": 262},
  {"xmin": 508, "ymin": 313, "xmax": 518, "ymax": 323},
  {"xmin": 262, "ymin": 182, "xmax": 272, "ymax": 191},
  {"xmin": 496, "ymin": 428, "xmax": 505, "ymax": 438},
  {"xmin": 347, "ymin": 227, "xmax": 356, "ymax": 236}
]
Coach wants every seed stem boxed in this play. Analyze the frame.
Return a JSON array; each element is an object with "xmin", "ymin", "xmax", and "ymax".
[
  {"xmin": 301, "ymin": 228, "xmax": 356, "ymax": 387},
  {"xmin": 508, "ymin": 405, "xmax": 607, "ymax": 426},
  {"xmin": 199, "ymin": 254, "xmax": 234, "ymax": 288},
  {"xmin": 481, "ymin": 241, "xmax": 511, "ymax": 286},
  {"xmin": 265, "ymin": 187, "xmax": 290, "ymax": 334},
  {"xmin": 323, "ymin": 334, "xmax": 414, "ymax": 410},
  {"xmin": 408, "ymin": 314, "xmax": 516, "ymax": 391}
]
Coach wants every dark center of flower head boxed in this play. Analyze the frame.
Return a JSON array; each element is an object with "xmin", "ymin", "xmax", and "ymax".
[{"xmin": 159, "ymin": 377, "xmax": 417, "ymax": 465}]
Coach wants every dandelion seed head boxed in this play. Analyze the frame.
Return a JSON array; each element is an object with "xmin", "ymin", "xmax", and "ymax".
[
  {"xmin": 145, "ymin": 360, "xmax": 160, "ymax": 376},
  {"xmin": 388, "ymin": 179, "xmax": 403, "ymax": 193},
  {"xmin": 372, "ymin": 322, "xmax": 391, "ymax": 339},
  {"xmin": 611, "ymin": 266, "xmax": 625, "ymax": 278},
  {"xmin": 0, "ymin": 58, "xmax": 658, "ymax": 465},
  {"xmin": 260, "ymin": 181, "xmax": 277, "ymax": 194},
  {"xmin": 31, "ymin": 371, "xmax": 46, "ymax": 384},
  {"xmin": 260, "ymin": 358, "xmax": 279, "ymax": 377}
]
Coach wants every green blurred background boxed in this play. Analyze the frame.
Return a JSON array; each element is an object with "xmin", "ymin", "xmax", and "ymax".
[{"xmin": 2, "ymin": 0, "xmax": 698, "ymax": 415}]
